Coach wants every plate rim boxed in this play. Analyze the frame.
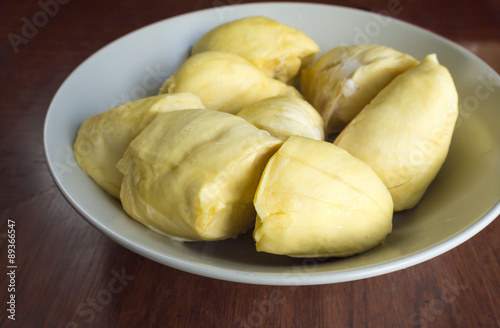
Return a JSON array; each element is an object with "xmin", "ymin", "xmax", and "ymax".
[{"xmin": 43, "ymin": 1, "xmax": 500, "ymax": 286}]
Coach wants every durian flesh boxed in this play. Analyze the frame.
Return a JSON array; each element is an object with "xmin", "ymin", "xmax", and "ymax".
[
  {"xmin": 117, "ymin": 108, "xmax": 283, "ymax": 241},
  {"xmin": 301, "ymin": 44, "xmax": 418, "ymax": 135},
  {"xmin": 236, "ymin": 95, "xmax": 324, "ymax": 141},
  {"xmin": 73, "ymin": 93, "xmax": 205, "ymax": 198},
  {"xmin": 253, "ymin": 136, "xmax": 393, "ymax": 258},
  {"xmin": 334, "ymin": 54, "xmax": 458, "ymax": 211},
  {"xmin": 159, "ymin": 51, "xmax": 303, "ymax": 114},
  {"xmin": 191, "ymin": 17, "xmax": 320, "ymax": 85}
]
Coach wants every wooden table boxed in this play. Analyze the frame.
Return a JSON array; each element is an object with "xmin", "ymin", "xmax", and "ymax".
[{"xmin": 1, "ymin": 0, "xmax": 499, "ymax": 327}]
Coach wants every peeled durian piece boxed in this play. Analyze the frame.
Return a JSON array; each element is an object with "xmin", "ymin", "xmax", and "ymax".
[
  {"xmin": 253, "ymin": 136, "xmax": 393, "ymax": 258},
  {"xmin": 191, "ymin": 17, "xmax": 320, "ymax": 85},
  {"xmin": 334, "ymin": 54, "xmax": 458, "ymax": 211},
  {"xmin": 236, "ymin": 95, "xmax": 324, "ymax": 141},
  {"xmin": 73, "ymin": 93, "xmax": 205, "ymax": 199},
  {"xmin": 301, "ymin": 44, "xmax": 418, "ymax": 135},
  {"xmin": 159, "ymin": 51, "xmax": 303, "ymax": 114},
  {"xmin": 117, "ymin": 108, "xmax": 283, "ymax": 241}
]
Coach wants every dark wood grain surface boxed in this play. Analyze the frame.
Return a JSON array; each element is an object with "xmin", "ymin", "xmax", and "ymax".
[{"xmin": 1, "ymin": 0, "xmax": 499, "ymax": 327}]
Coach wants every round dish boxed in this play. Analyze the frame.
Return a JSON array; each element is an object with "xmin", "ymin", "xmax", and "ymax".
[{"xmin": 43, "ymin": 2, "xmax": 500, "ymax": 285}]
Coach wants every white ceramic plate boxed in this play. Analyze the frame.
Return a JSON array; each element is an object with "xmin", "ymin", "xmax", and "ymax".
[{"xmin": 44, "ymin": 2, "xmax": 500, "ymax": 285}]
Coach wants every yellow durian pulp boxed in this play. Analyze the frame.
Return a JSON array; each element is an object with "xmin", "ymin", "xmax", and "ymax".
[
  {"xmin": 117, "ymin": 108, "xmax": 283, "ymax": 241},
  {"xmin": 236, "ymin": 95, "xmax": 324, "ymax": 141},
  {"xmin": 253, "ymin": 136, "xmax": 393, "ymax": 258},
  {"xmin": 301, "ymin": 44, "xmax": 418, "ymax": 136},
  {"xmin": 159, "ymin": 51, "xmax": 303, "ymax": 114},
  {"xmin": 73, "ymin": 93, "xmax": 205, "ymax": 198},
  {"xmin": 334, "ymin": 54, "xmax": 459, "ymax": 211},
  {"xmin": 192, "ymin": 16, "xmax": 320, "ymax": 84}
]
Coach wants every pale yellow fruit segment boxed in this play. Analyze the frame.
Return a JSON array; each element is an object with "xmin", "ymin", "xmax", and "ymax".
[
  {"xmin": 301, "ymin": 44, "xmax": 418, "ymax": 135},
  {"xmin": 253, "ymin": 136, "xmax": 393, "ymax": 258},
  {"xmin": 236, "ymin": 95, "xmax": 324, "ymax": 141},
  {"xmin": 334, "ymin": 54, "xmax": 459, "ymax": 211},
  {"xmin": 117, "ymin": 108, "xmax": 283, "ymax": 241},
  {"xmin": 159, "ymin": 51, "xmax": 303, "ymax": 114},
  {"xmin": 191, "ymin": 17, "xmax": 320, "ymax": 85},
  {"xmin": 73, "ymin": 93, "xmax": 205, "ymax": 199}
]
